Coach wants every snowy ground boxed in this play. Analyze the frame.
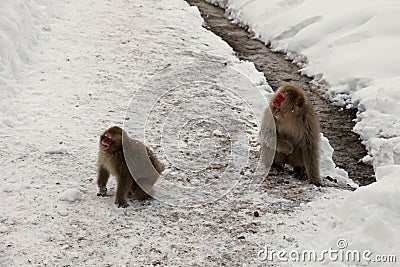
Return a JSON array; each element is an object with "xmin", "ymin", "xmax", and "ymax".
[
  {"xmin": 207, "ymin": 0, "xmax": 400, "ymax": 265},
  {"xmin": 0, "ymin": 0, "xmax": 398, "ymax": 266}
]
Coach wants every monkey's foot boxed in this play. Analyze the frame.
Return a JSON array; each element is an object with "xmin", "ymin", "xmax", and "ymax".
[
  {"xmin": 97, "ymin": 188, "xmax": 108, "ymax": 197},
  {"xmin": 117, "ymin": 202, "xmax": 129, "ymax": 208},
  {"xmin": 272, "ymin": 164, "xmax": 285, "ymax": 173},
  {"xmin": 311, "ymin": 181, "xmax": 323, "ymax": 187},
  {"xmin": 293, "ymin": 167, "xmax": 307, "ymax": 180}
]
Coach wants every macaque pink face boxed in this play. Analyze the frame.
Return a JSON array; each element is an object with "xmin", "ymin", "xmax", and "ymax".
[
  {"xmin": 273, "ymin": 92, "xmax": 286, "ymax": 117},
  {"xmin": 101, "ymin": 132, "xmax": 113, "ymax": 151}
]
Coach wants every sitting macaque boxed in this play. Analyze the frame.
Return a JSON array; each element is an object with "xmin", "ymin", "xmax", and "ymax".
[
  {"xmin": 97, "ymin": 126, "xmax": 164, "ymax": 207},
  {"xmin": 260, "ymin": 84, "xmax": 322, "ymax": 185}
]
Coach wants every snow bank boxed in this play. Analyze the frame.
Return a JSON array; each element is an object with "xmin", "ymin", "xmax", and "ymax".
[
  {"xmin": 301, "ymin": 165, "xmax": 400, "ymax": 265},
  {"xmin": 320, "ymin": 134, "xmax": 354, "ymax": 187},
  {"xmin": 334, "ymin": 165, "xmax": 400, "ymax": 259},
  {"xmin": 0, "ymin": 0, "xmax": 52, "ymax": 129}
]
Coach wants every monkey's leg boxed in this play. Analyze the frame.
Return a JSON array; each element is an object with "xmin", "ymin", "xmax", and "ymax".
[
  {"xmin": 288, "ymin": 150, "xmax": 305, "ymax": 178},
  {"xmin": 97, "ymin": 165, "xmax": 110, "ymax": 196},
  {"xmin": 131, "ymin": 178, "xmax": 154, "ymax": 200},
  {"xmin": 130, "ymin": 185, "xmax": 152, "ymax": 200},
  {"xmin": 287, "ymin": 148, "xmax": 307, "ymax": 180},
  {"xmin": 115, "ymin": 173, "xmax": 133, "ymax": 208},
  {"xmin": 127, "ymin": 184, "xmax": 151, "ymax": 199},
  {"xmin": 293, "ymin": 167, "xmax": 307, "ymax": 180},
  {"xmin": 273, "ymin": 151, "xmax": 287, "ymax": 171}
]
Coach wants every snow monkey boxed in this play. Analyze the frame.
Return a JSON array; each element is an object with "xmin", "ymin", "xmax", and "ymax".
[
  {"xmin": 97, "ymin": 126, "xmax": 164, "ymax": 207},
  {"xmin": 260, "ymin": 84, "xmax": 322, "ymax": 185}
]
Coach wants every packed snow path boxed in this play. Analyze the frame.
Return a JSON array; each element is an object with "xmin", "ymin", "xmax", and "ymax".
[{"xmin": 1, "ymin": 0, "xmax": 353, "ymax": 265}]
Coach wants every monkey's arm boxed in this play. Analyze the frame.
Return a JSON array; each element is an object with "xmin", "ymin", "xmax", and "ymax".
[
  {"xmin": 276, "ymin": 136, "xmax": 294, "ymax": 155},
  {"xmin": 97, "ymin": 164, "xmax": 110, "ymax": 196}
]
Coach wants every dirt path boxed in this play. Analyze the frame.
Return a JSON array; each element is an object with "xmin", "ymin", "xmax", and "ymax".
[{"xmin": 186, "ymin": 0, "xmax": 375, "ymax": 186}]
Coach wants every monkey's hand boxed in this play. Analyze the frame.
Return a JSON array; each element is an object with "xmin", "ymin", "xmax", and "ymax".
[
  {"xmin": 97, "ymin": 187, "xmax": 107, "ymax": 197},
  {"xmin": 276, "ymin": 138, "xmax": 294, "ymax": 155}
]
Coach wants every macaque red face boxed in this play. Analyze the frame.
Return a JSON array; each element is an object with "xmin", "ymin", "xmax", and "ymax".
[
  {"xmin": 99, "ymin": 126, "xmax": 123, "ymax": 153},
  {"xmin": 101, "ymin": 133, "xmax": 113, "ymax": 151},
  {"xmin": 272, "ymin": 92, "xmax": 286, "ymax": 117},
  {"xmin": 271, "ymin": 88, "xmax": 305, "ymax": 119}
]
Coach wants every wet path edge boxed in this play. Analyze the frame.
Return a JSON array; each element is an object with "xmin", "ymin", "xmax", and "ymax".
[{"xmin": 186, "ymin": 0, "xmax": 375, "ymax": 186}]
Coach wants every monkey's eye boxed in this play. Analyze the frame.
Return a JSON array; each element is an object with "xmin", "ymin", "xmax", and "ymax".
[
  {"xmin": 104, "ymin": 133, "xmax": 113, "ymax": 140},
  {"xmin": 277, "ymin": 92, "xmax": 286, "ymax": 100}
]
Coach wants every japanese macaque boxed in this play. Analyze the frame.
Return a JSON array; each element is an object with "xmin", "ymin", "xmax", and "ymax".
[
  {"xmin": 97, "ymin": 126, "xmax": 164, "ymax": 207},
  {"xmin": 260, "ymin": 84, "xmax": 322, "ymax": 185}
]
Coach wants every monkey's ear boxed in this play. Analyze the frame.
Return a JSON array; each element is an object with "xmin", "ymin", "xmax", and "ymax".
[{"xmin": 295, "ymin": 95, "xmax": 304, "ymax": 107}]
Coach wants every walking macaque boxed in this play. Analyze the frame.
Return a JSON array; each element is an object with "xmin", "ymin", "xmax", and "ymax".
[
  {"xmin": 260, "ymin": 84, "xmax": 322, "ymax": 185},
  {"xmin": 97, "ymin": 126, "xmax": 164, "ymax": 207}
]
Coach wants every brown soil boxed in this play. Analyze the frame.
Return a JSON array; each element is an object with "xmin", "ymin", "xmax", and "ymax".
[{"xmin": 186, "ymin": 0, "xmax": 375, "ymax": 186}]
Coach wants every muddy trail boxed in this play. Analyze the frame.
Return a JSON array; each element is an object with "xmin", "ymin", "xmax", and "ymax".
[{"xmin": 186, "ymin": 0, "xmax": 375, "ymax": 186}]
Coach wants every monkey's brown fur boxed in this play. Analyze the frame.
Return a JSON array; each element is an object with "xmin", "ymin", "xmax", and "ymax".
[
  {"xmin": 260, "ymin": 84, "xmax": 322, "ymax": 185},
  {"xmin": 97, "ymin": 126, "xmax": 164, "ymax": 207}
]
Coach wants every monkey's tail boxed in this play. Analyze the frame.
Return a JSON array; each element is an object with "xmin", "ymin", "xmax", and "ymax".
[{"xmin": 146, "ymin": 147, "xmax": 165, "ymax": 174}]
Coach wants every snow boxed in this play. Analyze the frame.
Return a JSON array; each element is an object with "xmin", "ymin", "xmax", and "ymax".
[
  {"xmin": 295, "ymin": 165, "xmax": 400, "ymax": 266},
  {"xmin": 320, "ymin": 134, "xmax": 354, "ymax": 188},
  {"xmin": 0, "ymin": 0, "xmax": 52, "ymax": 130},
  {"xmin": 0, "ymin": 0, "xmax": 398, "ymax": 265},
  {"xmin": 207, "ymin": 0, "xmax": 400, "ymax": 265}
]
